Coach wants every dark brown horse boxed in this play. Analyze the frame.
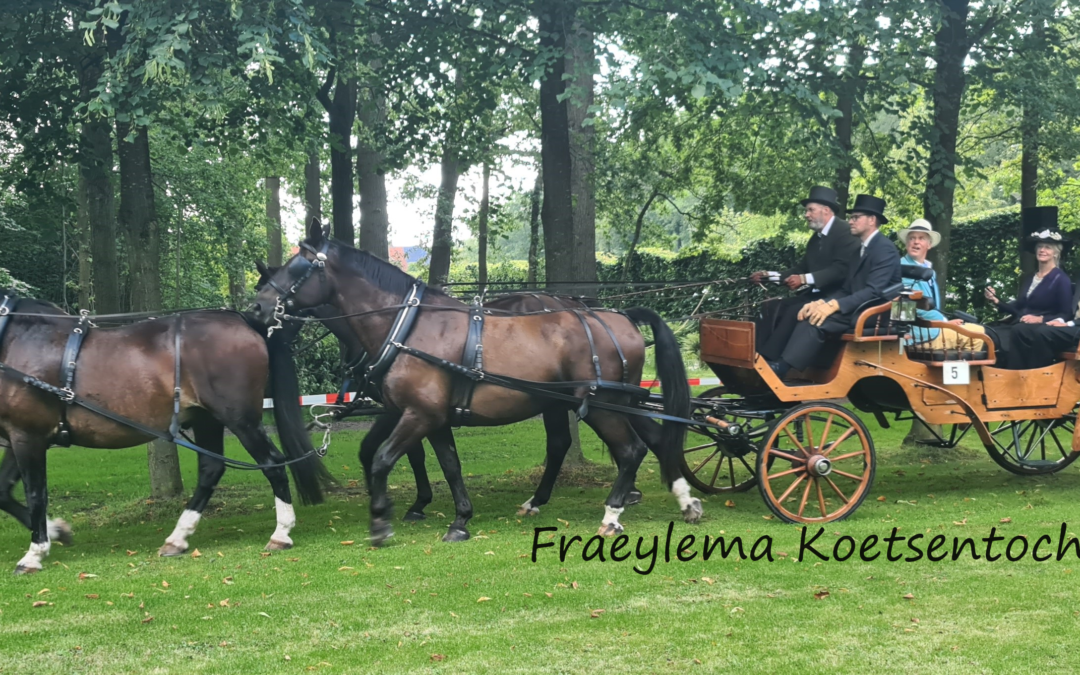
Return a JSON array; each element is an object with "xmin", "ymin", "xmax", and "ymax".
[
  {"xmin": 254, "ymin": 262, "xmax": 648, "ymax": 519},
  {"xmin": 251, "ymin": 220, "xmax": 697, "ymax": 545},
  {"xmin": 0, "ymin": 292, "xmax": 333, "ymax": 573}
]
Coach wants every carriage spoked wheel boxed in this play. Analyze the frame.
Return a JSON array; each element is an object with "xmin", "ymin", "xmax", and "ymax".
[
  {"xmin": 680, "ymin": 387, "xmax": 769, "ymax": 494},
  {"xmin": 985, "ymin": 409, "xmax": 1080, "ymax": 476},
  {"xmin": 757, "ymin": 402, "xmax": 875, "ymax": 523}
]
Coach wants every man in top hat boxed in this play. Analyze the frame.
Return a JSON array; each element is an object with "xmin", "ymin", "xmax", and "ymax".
[
  {"xmin": 752, "ymin": 186, "xmax": 861, "ymax": 362},
  {"xmin": 768, "ymin": 194, "xmax": 902, "ymax": 377},
  {"xmin": 989, "ymin": 207, "xmax": 1080, "ymax": 369}
]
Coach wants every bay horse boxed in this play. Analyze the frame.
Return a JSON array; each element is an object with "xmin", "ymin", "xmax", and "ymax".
[
  {"xmin": 251, "ymin": 220, "xmax": 698, "ymax": 545},
  {"xmin": 255, "ymin": 262, "xmax": 648, "ymax": 519},
  {"xmin": 0, "ymin": 292, "xmax": 334, "ymax": 573}
]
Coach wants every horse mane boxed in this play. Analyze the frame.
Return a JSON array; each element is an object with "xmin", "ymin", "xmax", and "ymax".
[
  {"xmin": 2, "ymin": 290, "xmax": 66, "ymax": 315},
  {"xmin": 326, "ymin": 239, "xmax": 450, "ymax": 300}
]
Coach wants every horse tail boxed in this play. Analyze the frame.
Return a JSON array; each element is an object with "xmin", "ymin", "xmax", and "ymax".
[
  {"xmin": 265, "ymin": 327, "xmax": 337, "ymax": 506},
  {"xmin": 622, "ymin": 307, "xmax": 689, "ymax": 486}
]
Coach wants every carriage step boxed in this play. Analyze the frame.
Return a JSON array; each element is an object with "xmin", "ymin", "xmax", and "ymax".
[{"xmin": 1018, "ymin": 459, "xmax": 1060, "ymax": 468}]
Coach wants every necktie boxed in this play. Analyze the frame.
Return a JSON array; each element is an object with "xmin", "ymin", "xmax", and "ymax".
[{"xmin": 860, "ymin": 244, "xmax": 866, "ymax": 258}]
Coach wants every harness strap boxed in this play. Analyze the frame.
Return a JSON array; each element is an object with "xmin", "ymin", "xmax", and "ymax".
[
  {"xmin": 55, "ymin": 312, "xmax": 91, "ymax": 446},
  {"xmin": 450, "ymin": 304, "xmax": 486, "ymax": 425},
  {"xmin": 169, "ymin": 315, "xmax": 183, "ymax": 439},
  {"xmin": 0, "ymin": 295, "xmax": 17, "ymax": 349},
  {"xmin": 0, "ymin": 360, "xmax": 319, "ymax": 471},
  {"xmin": 585, "ymin": 308, "xmax": 630, "ymax": 384},
  {"xmin": 366, "ymin": 281, "xmax": 426, "ymax": 384}
]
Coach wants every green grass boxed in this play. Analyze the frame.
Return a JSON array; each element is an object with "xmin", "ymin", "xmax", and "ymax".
[{"xmin": 2, "ymin": 415, "xmax": 1080, "ymax": 674}]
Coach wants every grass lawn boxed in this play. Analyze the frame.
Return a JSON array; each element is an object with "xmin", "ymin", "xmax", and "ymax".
[{"xmin": 2, "ymin": 411, "xmax": 1080, "ymax": 674}]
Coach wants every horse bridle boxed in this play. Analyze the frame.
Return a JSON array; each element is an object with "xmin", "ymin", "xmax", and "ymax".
[{"xmin": 264, "ymin": 239, "xmax": 329, "ymax": 336}]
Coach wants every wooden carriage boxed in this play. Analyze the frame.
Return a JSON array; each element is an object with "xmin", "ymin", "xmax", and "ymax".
[{"xmin": 678, "ymin": 297, "xmax": 1080, "ymax": 524}]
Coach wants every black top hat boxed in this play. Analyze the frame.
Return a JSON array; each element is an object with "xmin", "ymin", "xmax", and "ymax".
[
  {"xmin": 800, "ymin": 186, "xmax": 841, "ymax": 214},
  {"xmin": 848, "ymin": 194, "xmax": 888, "ymax": 225},
  {"xmin": 1022, "ymin": 206, "xmax": 1072, "ymax": 254}
]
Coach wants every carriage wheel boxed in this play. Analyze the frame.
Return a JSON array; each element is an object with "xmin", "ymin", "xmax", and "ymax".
[
  {"xmin": 757, "ymin": 402, "xmax": 875, "ymax": 524},
  {"xmin": 680, "ymin": 387, "xmax": 768, "ymax": 494},
  {"xmin": 985, "ymin": 410, "xmax": 1080, "ymax": 476}
]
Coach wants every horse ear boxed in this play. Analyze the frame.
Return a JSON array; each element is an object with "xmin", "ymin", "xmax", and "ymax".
[
  {"xmin": 255, "ymin": 260, "xmax": 268, "ymax": 276},
  {"xmin": 307, "ymin": 217, "xmax": 324, "ymax": 244}
]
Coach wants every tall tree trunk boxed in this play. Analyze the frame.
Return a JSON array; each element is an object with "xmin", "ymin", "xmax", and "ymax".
[
  {"xmin": 266, "ymin": 176, "xmax": 283, "ymax": 266},
  {"xmin": 527, "ymin": 169, "xmax": 542, "ymax": 287},
  {"xmin": 477, "ymin": 162, "xmax": 491, "ymax": 289},
  {"xmin": 923, "ymin": 0, "xmax": 971, "ymax": 287},
  {"xmin": 76, "ymin": 44, "xmax": 119, "ymax": 313},
  {"xmin": 1019, "ymin": 15, "xmax": 1045, "ymax": 277},
  {"xmin": 428, "ymin": 142, "xmax": 460, "ymax": 287},
  {"xmin": 536, "ymin": 2, "xmax": 576, "ymax": 296},
  {"xmin": 116, "ymin": 123, "xmax": 182, "ymax": 499},
  {"xmin": 316, "ymin": 71, "xmax": 356, "ymax": 245},
  {"xmin": 833, "ymin": 38, "xmax": 866, "ymax": 212},
  {"xmin": 304, "ymin": 148, "xmax": 322, "ymax": 227},
  {"xmin": 622, "ymin": 190, "xmax": 660, "ymax": 285},
  {"xmin": 77, "ymin": 213, "xmax": 91, "ymax": 310},
  {"xmin": 226, "ymin": 224, "xmax": 246, "ymax": 307},
  {"xmin": 357, "ymin": 81, "xmax": 390, "ymax": 260},
  {"xmin": 566, "ymin": 19, "xmax": 597, "ymax": 297}
]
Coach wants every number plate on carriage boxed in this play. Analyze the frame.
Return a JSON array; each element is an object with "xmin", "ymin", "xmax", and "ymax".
[{"xmin": 943, "ymin": 361, "xmax": 970, "ymax": 385}]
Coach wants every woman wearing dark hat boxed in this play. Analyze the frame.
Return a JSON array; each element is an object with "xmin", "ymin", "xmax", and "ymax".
[{"xmin": 984, "ymin": 207, "xmax": 1073, "ymax": 324}]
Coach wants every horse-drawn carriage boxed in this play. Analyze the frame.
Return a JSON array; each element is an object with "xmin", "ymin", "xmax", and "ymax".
[{"xmin": 672, "ymin": 279, "xmax": 1080, "ymax": 524}]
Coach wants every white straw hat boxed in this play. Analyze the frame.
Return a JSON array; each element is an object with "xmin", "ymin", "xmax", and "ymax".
[{"xmin": 897, "ymin": 219, "xmax": 941, "ymax": 247}]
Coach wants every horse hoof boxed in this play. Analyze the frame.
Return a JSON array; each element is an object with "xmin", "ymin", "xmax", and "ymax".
[
  {"xmin": 265, "ymin": 539, "xmax": 293, "ymax": 551},
  {"xmin": 597, "ymin": 523, "xmax": 624, "ymax": 537},
  {"xmin": 682, "ymin": 498, "xmax": 704, "ymax": 525},
  {"xmin": 14, "ymin": 564, "xmax": 40, "ymax": 576},
  {"xmin": 158, "ymin": 542, "xmax": 188, "ymax": 558},
  {"xmin": 403, "ymin": 510, "xmax": 426, "ymax": 522},
  {"xmin": 516, "ymin": 506, "xmax": 539, "ymax": 517},
  {"xmin": 51, "ymin": 519, "xmax": 74, "ymax": 547},
  {"xmin": 625, "ymin": 490, "xmax": 643, "ymax": 506},
  {"xmin": 442, "ymin": 527, "xmax": 470, "ymax": 543},
  {"xmin": 370, "ymin": 519, "xmax": 395, "ymax": 547}
]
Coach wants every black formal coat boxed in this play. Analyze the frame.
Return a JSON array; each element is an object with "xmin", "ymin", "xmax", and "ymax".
[
  {"xmin": 780, "ymin": 230, "xmax": 901, "ymax": 371},
  {"xmin": 781, "ymin": 218, "xmax": 861, "ymax": 294}
]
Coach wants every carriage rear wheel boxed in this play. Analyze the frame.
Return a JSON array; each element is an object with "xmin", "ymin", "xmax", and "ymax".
[
  {"xmin": 757, "ymin": 402, "xmax": 875, "ymax": 524},
  {"xmin": 680, "ymin": 387, "xmax": 769, "ymax": 494},
  {"xmin": 985, "ymin": 410, "xmax": 1080, "ymax": 476}
]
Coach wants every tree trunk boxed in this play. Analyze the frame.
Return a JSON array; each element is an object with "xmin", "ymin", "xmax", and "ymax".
[
  {"xmin": 226, "ymin": 225, "xmax": 246, "ymax": 307},
  {"xmin": 317, "ymin": 72, "xmax": 356, "ymax": 245},
  {"xmin": 622, "ymin": 190, "xmax": 660, "ymax": 285},
  {"xmin": 76, "ymin": 44, "xmax": 119, "ymax": 313},
  {"xmin": 357, "ymin": 83, "xmax": 390, "ymax": 260},
  {"xmin": 1019, "ymin": 16, "xmax": 1045, "ymax": 277},
  {"xmin": 477, "ymin": 162, "xmax": 491, "ymax": 289},
  {"xmin": 833, "ymin": 38, "xmax": 866, "ymax": 213},
  {"xmin": 527, "ymin": 169, "xmax": 542, "ymax": 287},
  {"xmin": 304, "ymin": 148, "xmax": 321, "ymax": 227},
  {"xmin": 428, "ymin": 142, "xmax": 460, "ymax": 287},
  {"xmin": 536, "ymin": 2, "xmax": 576, "ymax": 295},
  {"xmin": 266, "ymin": 176, "xmax": 283, "ymax": 266},
  {"xmin": 77, "ymin": 212, "xmax": 91, "ymax": 310},
  {"xmin": 115, "ymin": 123, "xmax": 182, "ymax": 499},
  {"xmin": 566, "ymin": 19, "xmax": 597, "ymax": 297},
  {"xmin": 923, "ymin": 0, "xmax": 971, "ymax": 288}
]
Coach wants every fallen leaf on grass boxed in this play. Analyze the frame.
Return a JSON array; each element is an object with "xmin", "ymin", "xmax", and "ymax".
[
  {"xmin": 161, "ymin": 581, "xmax": 170, "ymax": 588},
  {"xmin": 903, "ymin": 594, "xmax": 915, "ymax": 600},
  {"xmin": 85, "ymin": 594, "xmax": 99, "ymax": 599},
  {"xmin": 701, "ymin": 577, "xmax": 714, "ymax": 585},
  {"xmin": 762, "ymin": 515, "xmax": 774, "ymax": 520},
  {"xmin": 219, "ymin": 599, "xmax": 231, "ymax": 607},
  {"xmin": 813, "ymin": 591, "xmax": 830, "ymax": 600},
  {"xmin": 37, "ymin": 588, "xmax": 50, "ymax": 595},
  {"xmin": 431, "ymin": 654, "xmax": 446, "ymax": 662},
  {"xmin": 953, "ymin": 519, "xmax": 967, "ymax": 526},
  {"xmin": 876, "ymin": 496, "xmax": 886, "ymax": 502},
  {"xmin": 590, "ymin": 609, "xmax": 605, "ymax": 618},
  {"xmin": 341, "ymin": 541, "xmax": 355, "ymax": 546},
  {"xmin": 724, "ymin": 500, "xmax": 736, "ymax": 508},
  {"xmin": 571, "ymin": 581, "xmax": 579, "ymax": 590},
  {"xmin": 545, "ymin": 593, "xmax": 553, "ymax": 598},
  {"xmin": 190, "ymin": 549, "xmax": 202, "ymax": 558},
  {"xmin": 477, "ymin": 597, "xmax": 491, "ymax": 603},
  {"xmin": 484, "ymin": 551, "xmax": 494, "ymax": 556},
  {"xmin": 32, "ymin": 601, "xmax": 49, "ymax": 608},
  {"xmin": 258, "ymin": 612, "xmax": 272, "ymax": 619},
  {"xmin": 338, "ymin": 566, "xmax": 354, "ymax": 571},
  {"xmin": 911, "ymin": 618, "xmax": 920, "ymax": 624},
  {"xmin": 557, "ymin": 518, "xmax": 570, "ymax": 527},
  {"xmin": 1000, "ymin": 517, "xmax": 1012, "ymax": 524},
  {"xmin": 77, "ymin": 573, "xmax": 97, "ymax": 580},
  {"xmin": 142, "ymin": 616, "xmax": 154, "ymax": 624},
  {"xmin": 694, "ymin": 659, "xmax": 702, "ymax": 665},
  {"xmin": 126, "ymin": 550, "xmax": 137, "ymax": 556}
]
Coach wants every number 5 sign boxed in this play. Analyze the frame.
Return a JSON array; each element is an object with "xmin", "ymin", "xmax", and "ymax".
[{"xmin": 943, "ymin": 361, "xmax": 970, "ymax": 385}]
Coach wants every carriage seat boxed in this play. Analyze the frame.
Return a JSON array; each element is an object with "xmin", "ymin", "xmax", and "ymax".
[{"xmin": 905, "ymin": 348, "xmax": 989, "ymax": 362}]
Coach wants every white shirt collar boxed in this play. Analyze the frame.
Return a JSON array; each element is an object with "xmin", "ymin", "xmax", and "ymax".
[
  {"xmin": 820, "ymin": 216, "xmax": 835, "ymax": 237},
  {"xmin": 862, "ymin": 229, "xmax": 878, "ymax": 247}
]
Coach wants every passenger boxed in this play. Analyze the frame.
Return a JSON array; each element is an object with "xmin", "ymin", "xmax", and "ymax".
[
  {"xmin": 983, "ymin": 207, "xmax": 1074, "ymax": 365},
  {"xmin": 752, "ymin": 186, "xmax": 861, "ymax": 362},
  {"xmin": 898, "ymin": 219, "xmax": 985, "ymax": 352},
  {"xmin": 767, "ymin": 194, "xmax": 901, "ymax": 378}
]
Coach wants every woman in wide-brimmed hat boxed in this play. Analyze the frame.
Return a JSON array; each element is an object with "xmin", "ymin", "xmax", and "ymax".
[{"xmin": 984, "ymin": 206, "xmax": 1073, "ymax": 324}]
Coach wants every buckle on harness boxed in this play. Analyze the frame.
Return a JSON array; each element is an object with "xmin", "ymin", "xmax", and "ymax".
[{"xmin": 59, "ymin": 387, "xmax": 75, "ymax": 403}]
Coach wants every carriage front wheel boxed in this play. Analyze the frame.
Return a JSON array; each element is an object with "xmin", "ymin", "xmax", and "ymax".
[{"xmin": 757, "ymin": 402, "xmax": 875, "ymax": 524}]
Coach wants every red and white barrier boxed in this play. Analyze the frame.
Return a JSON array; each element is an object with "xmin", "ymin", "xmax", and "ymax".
[{"xmin": 263, "ymin": 377, "xmax": 723, "ymax": 409}]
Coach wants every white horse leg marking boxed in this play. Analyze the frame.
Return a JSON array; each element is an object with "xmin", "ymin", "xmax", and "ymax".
[
  {"xmin": 517, "ymin": 500, "xmax": 540, "ymax": 517},
  {"xmin": 163, "ymin": 509, "xmax": 201, "ymax": 552},
  {"xmin": 672, "ymin": 478, "xmax": 703, "ymax": 523},
  {"xmin": 267, "ymin": 498, "xmax": 296, "ymax": 549},
  {"xmin": 599, "ymin": 504, "xmax": 624, "ymax": 536},
  {"xmin": 16, "ymin": 541, "xmax": 50, "ymax": 572}
]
